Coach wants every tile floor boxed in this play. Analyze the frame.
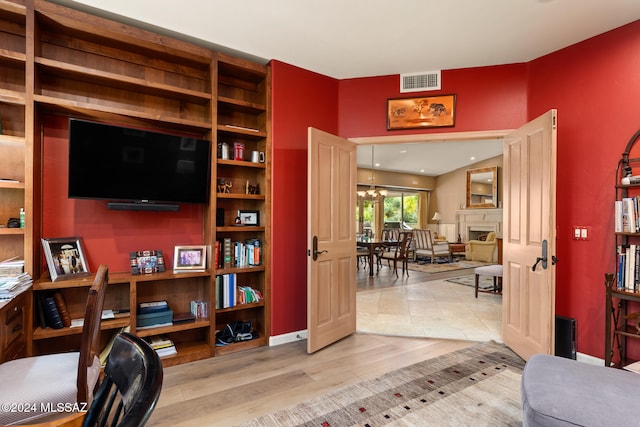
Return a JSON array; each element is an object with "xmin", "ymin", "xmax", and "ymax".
[{"xmin": 356, "ymin": 278, "xmax": 502, "ymax": 342}]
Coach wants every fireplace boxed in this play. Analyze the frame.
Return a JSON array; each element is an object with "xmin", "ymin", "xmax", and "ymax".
[{"xmin": 457, "ymin": 209, "xmax": 503, "ymax": 242}]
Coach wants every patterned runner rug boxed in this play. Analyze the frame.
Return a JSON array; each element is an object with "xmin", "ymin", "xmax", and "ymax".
[{"xmin": 236, "ymin": 341, "xmax": 524, "ymax": 427}]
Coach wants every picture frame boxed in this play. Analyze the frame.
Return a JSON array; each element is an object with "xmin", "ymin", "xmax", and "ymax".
[
  {"xmin": 129, "ymin": 249, "xmax": 165, "ymax": 275},
  {"xmin": 237, "ymin": 210, "xmax": 259, "ymax": 226},
  {"xmin": 41, "ymin": 237, "xmax": 90, "ymax": 282},
  {"xmin": 387, "ymin": 94, "xmax": 456, "ymax": 130},
  {"xmin": 173, "ymin": 245, "xmax": 207, "ymax": 273}
]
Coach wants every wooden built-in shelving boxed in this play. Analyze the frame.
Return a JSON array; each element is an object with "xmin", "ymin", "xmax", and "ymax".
[{"xmin": 0, "ymin": 0, "xmax": 271, "ymax": 365}]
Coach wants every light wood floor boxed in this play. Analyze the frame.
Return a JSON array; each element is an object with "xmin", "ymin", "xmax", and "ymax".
[
  {"xmin": 149, "ymin": 261, "xmax": 480, "ymax": 426},
  {"xmin": 148, "ymin": 334, "xmax": 472, "ymax": 427}
]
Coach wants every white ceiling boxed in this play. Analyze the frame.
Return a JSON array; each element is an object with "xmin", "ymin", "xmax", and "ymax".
[
  {"xmin": 357, "ymin": 139, "xmax": 504, "ymax": 177},
  {"xmin": 58, "ymin": 0, "xmax": 640, "ymax": 176}
]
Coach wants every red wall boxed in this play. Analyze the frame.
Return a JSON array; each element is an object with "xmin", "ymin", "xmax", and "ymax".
[
  {"xmin": 270, "ymin": 61, "xmax": 339, "ymax": 335},
  {"xmin": 42, "ymin": 115, "xmax": 205, "ymax": 274},
  {"xmin": 41, "ymin": 19, "xmax": 640, "ymax": 358},
  {"xmin": 527, "ymin": 20, "xmax": 640, "ymax": 358},
  {"xmin": 338, "ymin": 64, "xmax": 528, "ymax": 137},
  {"xmin": 268, "ymin": 63, "xmax": 526, "ymax": 336},
  {"xmin": 270, "ymin": 20, "xmax": 640, "ymax": 359}
]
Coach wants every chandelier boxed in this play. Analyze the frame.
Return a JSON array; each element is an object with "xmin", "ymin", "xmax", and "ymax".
[{"xmin": 357, "ymin": 146, "xmax": 388, "ymax": 198}]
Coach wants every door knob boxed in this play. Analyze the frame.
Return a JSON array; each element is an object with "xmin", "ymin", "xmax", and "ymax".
[
  {"xmin": 312, "ymin": 236, "xmax": 327, "ymax": 261},
  {"xmin": 532, "ymin": 240, "xmax": 548, "ymax": 271}
]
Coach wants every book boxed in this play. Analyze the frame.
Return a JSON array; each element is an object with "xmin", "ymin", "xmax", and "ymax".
[
  {"xmin": 626, "ymin": 244, "xmax": 636, "ymax": 292},
  {"xmin": 155, "ymin": 345, "xmax": 177, "ymax": 357},
  {"xmin": 173, "ymin": 311, "xmax": 196, "ymax": 324},
  {"xmin": 615, "ymin": 200, "xmax": 623, "ymax": 233},
  {"xmin": 622, "ymin": 197, "xmax": 638, "ymax": 233},
  {"xmin": 35, "ymin": 293, "xmax": 47, "ymax": 328},
  {"xmin": 223, "ymin": 238, "xmax": 232, "ymax": 268},
  {"xmin": 148, "ymin": 335, "xmax": 174, "ymax": 349},
  {"xmin": 190, "ymin": 300, "xmax": 208, "ymax": 319},
  {"xmin": 138, "ymin": 300, "xmax": 169, "ymax": 314},
  {"xmin": 53, "ymin": 292, "xmax": 71, "ymax": 327},
  {"xmin": 43, "ymin": 296, "xmax": 64, "ymax": 329}
]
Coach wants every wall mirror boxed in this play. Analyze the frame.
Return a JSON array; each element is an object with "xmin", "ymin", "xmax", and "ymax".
[{"xmin": 466, "ymin": 166, "xmax": 498, "ymax": 208}]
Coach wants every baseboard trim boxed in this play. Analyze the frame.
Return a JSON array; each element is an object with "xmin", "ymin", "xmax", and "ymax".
[
  {"xmin": 577, "ymin": 351, "xmax": 604, "ymax": 366},
  {"xmin": 269, "ymin": 330, "xmax": 308, "ymax": 346}
]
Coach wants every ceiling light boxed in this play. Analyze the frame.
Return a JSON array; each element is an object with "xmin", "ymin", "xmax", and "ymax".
[{"xmin": 358, "ymin": 146, "xmax": 387, "ymax": 199}]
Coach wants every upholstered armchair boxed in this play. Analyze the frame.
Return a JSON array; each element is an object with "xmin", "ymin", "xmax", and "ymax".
[{"xmin": 466, "ymin": 231, "xmax": 498, "ymax": 262}]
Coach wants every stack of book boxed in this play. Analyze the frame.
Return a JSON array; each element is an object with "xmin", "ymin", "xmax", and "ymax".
[
  {"xmin": 214, "ymin": 238, "xmax": 262, "ymax": 268},
  {"xmin": 215, "ymin": 275, "xmax": 263, "ymax": 308},
  {"xmin": 0, "ymin": 259, "xmax": 32, "ymax": 300},
  {"xmin": 617, "ymin": 244, "xmax": 640, "ymax": 292},
  {"xmin": 215, "ymin": 274, "xmax": 236, "ymax": 308},
  {"xmin": 136, "ymin": 300, "xmax": 173, "ymax": 329},
  {"xmin": 238, "ymin": 286, "xmax": 263, "ymax": 304},
  {"xmin": 615, "ymin": 197, "xmax": 640, "ymax": 233},
  {"xmin": 146, "ymin": 335, "xmax": 177, "ymax": 358}
]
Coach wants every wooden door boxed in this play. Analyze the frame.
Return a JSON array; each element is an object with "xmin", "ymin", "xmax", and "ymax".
[
  {"xmin": 502, "ymin": 110, "xmax": 557, "ymax": 360},
  {"xmin": 307, "ymin": 128, "xmax": 357, "ymax": 353}
]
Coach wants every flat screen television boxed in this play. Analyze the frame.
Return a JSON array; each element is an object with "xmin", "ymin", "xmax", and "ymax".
[{"xmin": 68, "ymin": 118, "xmax": 211, "ymax": 211}]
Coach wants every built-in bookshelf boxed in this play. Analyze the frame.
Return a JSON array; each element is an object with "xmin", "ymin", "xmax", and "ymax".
[
  {"xmin": 211, "ymin": 54, "xmax": 271, "ymax": 356},
  {"xmin": 0, "ymin": 0, "xmax": 271, "ymax": 365}
]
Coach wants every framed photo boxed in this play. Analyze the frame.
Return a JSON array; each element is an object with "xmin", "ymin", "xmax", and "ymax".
[
  {"xmin": 387, "ymin": 94, "xmax": 456, "ymax": 130},
  {"xmin": 173, "ymin": 245, "xmax": 207, "ymax": 273},
  {"xmin": 130, "ymin": 250, "xmax": 165, "ymax": 275},
  {"xmin": 41, "ymin": 237, "xmax": 90, "ymax": 282},
  {"xmin": 238, "ymin": 210, "xmax": 259, "ymax": 226}
]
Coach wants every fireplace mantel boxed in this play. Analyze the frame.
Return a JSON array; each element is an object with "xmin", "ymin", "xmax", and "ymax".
[{"xmin": 456, "ymin": 208, "xmax": 503, "ymax": 242}]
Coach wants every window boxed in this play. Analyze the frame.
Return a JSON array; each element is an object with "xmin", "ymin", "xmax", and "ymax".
[
  {"xmin": 356, "ymin": 198, "xmax": 375, "ymax": 235},
  {"xmin": 357, "ymin": 189, "xmax": 423, "ymax": 238},
  {"xmin": 383, "ymin": 190, "xmax": 419, "ymax": 229}
]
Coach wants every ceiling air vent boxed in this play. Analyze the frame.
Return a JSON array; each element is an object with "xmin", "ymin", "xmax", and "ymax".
[{"xmin": 400, "ymin": 71, "xmax": 441, "ymax": 93}]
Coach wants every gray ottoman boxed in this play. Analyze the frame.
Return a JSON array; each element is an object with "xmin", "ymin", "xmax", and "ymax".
[{"xmin": 522, "ymin": 354, "xmax": 640, "ymax": 426}]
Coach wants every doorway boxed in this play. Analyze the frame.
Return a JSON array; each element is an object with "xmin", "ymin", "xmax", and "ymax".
[{"xmin": 351, "ymin": 129, "xmax": 510, "ymax": 341}]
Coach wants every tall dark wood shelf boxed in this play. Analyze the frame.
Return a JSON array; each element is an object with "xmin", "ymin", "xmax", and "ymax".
[{"xmin": 0, "ymin": 0, "xmax": 271, "ymax": 366}]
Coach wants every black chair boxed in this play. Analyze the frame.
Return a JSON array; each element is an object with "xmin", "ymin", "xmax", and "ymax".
[{"xmin": 82, "ymin": 332, "xmax": 163, "ymax": 427}]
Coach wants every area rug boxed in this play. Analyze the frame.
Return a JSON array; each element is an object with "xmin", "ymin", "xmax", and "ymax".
[
  {"xmin": 407, "ymin": 259, "xmax": 490, "ymax": 274},
  {"xmin": 446, "ymin": 275, "xmax": 495, "ymax": 290},
  {"xmin": 236, "ymin": 341, "xmax": 524, "ymax": 427}
]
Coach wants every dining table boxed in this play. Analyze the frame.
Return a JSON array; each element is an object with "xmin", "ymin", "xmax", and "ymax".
[{"xmin": 357, "ymin": 238, "xmax": 397, "ymax": 276}]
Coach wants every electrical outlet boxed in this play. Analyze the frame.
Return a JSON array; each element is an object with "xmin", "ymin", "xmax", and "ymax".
[
  {"xmin": 573, "ymin": 227, "xmax": 581, "ymax": 239},
  {"xmin": 572, "ymin": 226, "xmax": 591, "ymax": 240}
]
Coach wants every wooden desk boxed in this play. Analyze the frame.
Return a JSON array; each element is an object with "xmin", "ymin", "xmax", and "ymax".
[{"xmin": 0, "ymin": 287, "xmax": 31, "ymax": 362}]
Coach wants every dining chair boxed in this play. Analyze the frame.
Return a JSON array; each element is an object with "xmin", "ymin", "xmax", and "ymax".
[
  {"xmin": 0, "ymin": 265, "xmax": 109, "ymax": 426},
  {"xmin": 379, "ymin": 231, "xmax": 413, "ymax": 277},
  {"xmin": 356, "ymin": 246, "xmax": 370, "ymax": 270},
  {"xmin": 82, "ymin": 332, "xmax": 163, "ymax": 427}
]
